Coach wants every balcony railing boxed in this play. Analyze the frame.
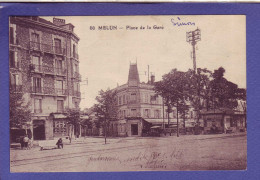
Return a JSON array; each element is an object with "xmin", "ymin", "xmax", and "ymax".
[
  {"xmin": 31, "ymin": 86, "xmax": 67, "ymax": 96},
  {"xmin": 31, "ymin": 86, "xmax": 43, "ymax": 94},
  {"xmin": 55, "ymin": 68, "xmax": 67, "ymax": 76},
  {"xmin": 73, "ymin": 91, "xmax": 81, "ymax": 97},
  {"xmin": 30, "ymin": 64, "xmax": 66, "ymax": 76},
  {"xmin": 30, "ymin": 64, "xmax": 43, "ymax": 73},
  {"xmin": 29, "ymin": 41, "xmax": 66, "ymax": 55},
  {"xmin": 29, "ymin": 41, "xmax": 41, "ymax": 51},
  {"xmin": 72, "ymin": 72, "xmax": 81, "ymax": 81},
  {"xmin": 42, "ymin": 65, "xmax": 55, "ymax": 74},
  {"xmin": 54, "ymin": 46, "xmax": 66, "ymax": 55},
  {"xmin": 55, "ymin": 88, "xmax": 67, "ymax": 95},
  {"xmin": 72, "ymin": 53, "xmax": 78, "ymax": 59},
  {"xmin": 10, "ymin": 85, "xmax": 23, "ymax": 93}
]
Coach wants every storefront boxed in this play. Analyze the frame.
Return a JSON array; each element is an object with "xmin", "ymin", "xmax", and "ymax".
[{"xmin": 200, "ymin": 109, "xmax": 246, "ymax": 134}]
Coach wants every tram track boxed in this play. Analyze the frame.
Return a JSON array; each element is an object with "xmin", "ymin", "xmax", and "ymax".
[
  {"xmin": 11, "ymin": 143, "xmax": 156, "ymax": 167},
  {"xmin": 11, "ymin": 133, "xmax": 246, "ymax": 167}
]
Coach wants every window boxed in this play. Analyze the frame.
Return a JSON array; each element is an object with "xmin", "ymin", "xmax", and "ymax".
[
  {"xmin": 131, "ymin": 109, "xmax": 137, "ymax": 117},
  {"xmin": 119, "ymin": 96, "xmax": 122, "ymax": 105},
  {"xmin": 56, "ymin": 80, "xmax": 64, "ymax": 94},
  {"xmin": 31, "ymin": 33, "xmax": 40, "ymax": 43},
  {"xmin": 56, "ymin": 59, "xmax": 63, "ymax": 71},
  {"xmin": 10, "ymin": 74, "xmax": 19, "ymax": 91},
  {"xmin": 34, "ymin": 99, "xmax": 42, "ymax": 113},
  {"xmin": 32, "ymin": 77, "xmax": 42, "ymax": 93},
  {"xmin": 10, "ymin": 27, "xmax": 14, "ymax": 44},
  {"xmin": 75, "ymin": 101, "xmax": 78, "ymax": 109},
  {"xmin": 53, "ymin": 120, "xmax": 67, "ymax": 134},
  {"xmin": 32, "ymin": 56, "xmax": 41, "ymax": 72},
  {"xmin": 230, "ymin": 118, "xmax": 237, "ymax": 127},
  {"xmin": 144, "ymin": 109, "xmax": 150, "ymax": 118},
  {"xmin": 144, "ymin": 94, "xmax": 148, "ymax": 103},
  {"xmin": 150, "ymin": 95, "xmax": 157, "ymax": 103},
  {"xmin": 123, "ymin": 95, "xmax": 126, "ymax": 104},
  {"xmin": 31, "ymin": 32, "xmax": 40, "ymax": 50},
  {"xmin": 156, "ymin": 97, "xmax": 159, "ymax": 104},
  {"xmin": 154, "ymin": 110, "xmax": 160, "ymax": 118},
  {"xmin": 73, "ymin": 44, "xmax": 76, "ymax": 58},
  {"xmin": 123, "ymin": 110, "xmax": 126, "ymax": 118},
  {"xmin": 9, "ymin": 51, "xmax": 15, "ymax": 68},
  {"xmin": 57, "ymin": 100, "xmax": 64, "ymax": 113},
  {"xmin": 73, "ymin": 82, "xmax": 79, "ymax": 95},
  {"xmin": 190, "ymin": 111, "xmax": 193, "ymax": 119},
  {"xmin": 130, "ymin": 93, "xmax": 137, "ymax": 102},
  {"xmin": 10, "ymin": 74, "xmax": 18, "ymax": 86},
  {"xmin": 54, "ymin": 38, "xmax": 62, "ymax": 54}
]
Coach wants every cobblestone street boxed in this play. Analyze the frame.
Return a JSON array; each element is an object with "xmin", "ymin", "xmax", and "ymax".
[{"xmin": 10, "ymin": 132, "xmax": 247, "ymax": 172}]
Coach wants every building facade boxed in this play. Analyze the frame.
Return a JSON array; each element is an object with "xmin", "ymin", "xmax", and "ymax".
[
  {"xmin": 109, "ymin": 63, "xmax": 196, "ymax": 137},
  {"xmin": 9, "ymin": 16, "xmax": 81, "ymax": 140}
]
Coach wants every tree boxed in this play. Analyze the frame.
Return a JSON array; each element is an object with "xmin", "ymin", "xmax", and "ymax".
[
  {"xmin": 66, "ymin": 108, "xmax": 81, "ymax": 143},
  {"xmin": 154, "ymin": 69, "xmax": 190, "ymax": 137},
  {"xmin": 93, "ymin": 89, "xmax": 118, "ymax": 144},
  {"xmin": 9, "ymin": 90, "xmax": 31, "ymax": 132},
  {"xmin": 185, "ymin": 68, "xmax": 213, "ymax": 124},
  {"xmin": 209, "ymin": 67, "xmax": 239, "ymax": 110}
]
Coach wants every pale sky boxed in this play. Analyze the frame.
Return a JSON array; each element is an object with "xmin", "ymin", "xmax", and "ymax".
[{"xmin": 43, "ymin": 15, "xmax": 246, "ymax": 109}]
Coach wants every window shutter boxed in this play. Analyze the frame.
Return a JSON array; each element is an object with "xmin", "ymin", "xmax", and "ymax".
[
  {"xmin": 31, "ymin": 77, "xmax": 33, "ymax": 92},
  {"xmin": 62, "ymin": 60, "xmax": 65, "ymax": 70},
  {"xmin": 15, "ymin": 74, "xmax": 19, "ymax": 86},
  {"xmin": 41, "ymin": 78, "xmax": 43, "ymax": 92},
  {"xmin": 14, "ymin": 51, "xmax": 18, "ymax": 68}
]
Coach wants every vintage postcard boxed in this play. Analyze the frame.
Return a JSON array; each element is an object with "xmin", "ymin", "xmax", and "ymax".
[{"xmin": 9, "ymin": 15, "xmax": 246, "ymax": 172}]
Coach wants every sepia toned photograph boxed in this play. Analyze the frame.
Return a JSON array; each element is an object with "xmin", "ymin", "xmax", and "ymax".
[{"xmin": 9, "ymin": 15, "xmax": 246, "ymax": 172}]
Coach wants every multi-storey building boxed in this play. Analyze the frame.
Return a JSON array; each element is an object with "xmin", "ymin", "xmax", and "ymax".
[
  {"xmin": 109, "ymin": 63, "xmax": 196, "ymax": 137},
  {"xmin": 9, "ymin": 16, "xmax": 81, "ymax": 140}
]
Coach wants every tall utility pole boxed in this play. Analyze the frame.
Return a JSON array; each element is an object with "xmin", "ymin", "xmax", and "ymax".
[
  {"xmin": 186, "ymin": 28, "xmax": 201, "ymax": 74},
  {"xmin": 187, "ymin": 28, "xmax": 201, "ymax": 134}
]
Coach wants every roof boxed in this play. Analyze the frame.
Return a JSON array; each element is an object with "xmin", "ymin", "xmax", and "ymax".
[{"xmin": 128, "ymin": 63, "xmax": 140, "ymax": 84}]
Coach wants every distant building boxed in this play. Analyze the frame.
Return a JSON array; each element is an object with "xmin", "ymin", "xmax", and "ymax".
[
  {"xmin": 109, "ymin": 63, "xmax": 196, "ymax": 137},
  {"xmin": 9, "ymin": 16, "xmax": 81, "ymax": 141},
  {"xmin": 200, "ymin": 108, "xmax": 246, "ymax": 134}
]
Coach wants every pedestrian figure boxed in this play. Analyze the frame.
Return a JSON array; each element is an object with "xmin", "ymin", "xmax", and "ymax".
[
  {"xmin": 28, "ymin": 138, "xmax": 33, "ymax": 149},
  {"xmin": 23, "ymin": 135, "xmax": 29, "ymax": 150},
  {"xmin": 56, "ymin": 138, "xmax": 63, "ymax": 149},
  {"xmin": 20, "ymin": 136, "xmax": 24, "ymax": 150}
]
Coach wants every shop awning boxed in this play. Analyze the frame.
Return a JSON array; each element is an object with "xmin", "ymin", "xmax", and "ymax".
[
  {"xmin": 145, "ymin": 119, "xmax": 178, "ymax": 124},
  {"xmin": 53, "ymin": 114, "xmax": 67, "ymax": 119},
  {"xmin": 151, "ymin": 126, "xmax": 161, "ymax": 129}
]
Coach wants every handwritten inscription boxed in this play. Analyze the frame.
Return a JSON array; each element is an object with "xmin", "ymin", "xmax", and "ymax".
[
  {"xmin": 171, "ymin": 17, "xmax": 195, "ymax": 27},
  {"xmin": 86, "ymin": 148, "xmax": 184, "ymax": 169}
]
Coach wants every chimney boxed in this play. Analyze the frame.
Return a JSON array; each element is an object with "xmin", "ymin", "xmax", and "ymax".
[
  {"xmin": 53, "ymin": 18, "xmax": 66, "ymax": 26},
  {"xmin": 151, "ymin": 74, "xmax": 155, "ymax": 84}
]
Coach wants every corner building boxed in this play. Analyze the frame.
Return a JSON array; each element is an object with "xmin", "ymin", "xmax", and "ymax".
[
  {"xmin": 110, "ymin": 63, "xmax": 194, "ymax": 137},
  {"xmin": 9, "ymin": 17, "xmax": 81, "ymax": 140}
]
